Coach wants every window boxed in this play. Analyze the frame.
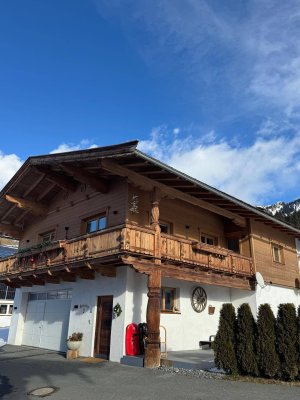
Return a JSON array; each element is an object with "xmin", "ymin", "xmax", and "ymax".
[
  {"xmin": 272, "ymin": 244, "xmax": 283, "ymax": 263},
  {"xmin": 159, "ymin": 221, "xmax": 172, "ymax": 234},
  {"xmin": 40, "ymin": 230, "xmax": 55, "ymax": 244},
  {"xmin": 28, "ymin": 290, "xmax": 72, "ymax": 301},
  {"xmin": 0, "ymin": 304, "xmax": 7, "ymax": 315},
  {"xmin": 201, "ymin": 234, "xmax": 215, "ymax": 246},
  {"xmin": 160, "ymin": 287, "xmax": 178, "ymax": 312},
  {"xmin": 8, "ymin": 305, "xmax": 13, "ymax": 315},
  {"xmin": 86, "ymin": 214, "xmax": 107, "ymax": 233}
]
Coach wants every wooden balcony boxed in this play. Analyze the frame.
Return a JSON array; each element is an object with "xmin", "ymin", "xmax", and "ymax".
[{"xmin": 0, "ymin": 224, "xmax": 254, "ymax": 288}]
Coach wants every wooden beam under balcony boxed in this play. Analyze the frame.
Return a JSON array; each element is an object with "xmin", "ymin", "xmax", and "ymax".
[
  {"xmin": 122, "ymin": 256, "xmax": 253, "ymax": 291},
  {"xmin": 5, "ymin": 194, "xmax": 48, "ymax": 217},
  {"xmin": 34, "ymin": 166, "xmax": 78, "ymax": 192},
  {"xmin": 0, "ymin": 223, "xmax": 22, "ymax": 238},
  {"xmin": 61, "ymin": 163, "xmax": 109, "ymax": 193},
  {"xmin": 101, "ymin": 159, "xmax": 246, "ymax": 227}
]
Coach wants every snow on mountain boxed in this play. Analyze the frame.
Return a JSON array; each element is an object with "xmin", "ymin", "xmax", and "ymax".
[{"xmin": 259, "ymin": 199, "xmax": 300, "ymax": 217}]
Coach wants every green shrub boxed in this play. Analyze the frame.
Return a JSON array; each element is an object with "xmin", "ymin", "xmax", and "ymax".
[
  {"xmin": 236, "ymin": 303, "xmax": 258, "ymax": 376},
  {"xmin": 214, "ymin": 303, "xmax": 238, "ymax": 375},
  {"xmin": 276, "ymin": 303, "xmax": 298, "ymax": 381},
  {"xmin": 256, "ymin": 304, "xmax": 280, "ymax": 378}
]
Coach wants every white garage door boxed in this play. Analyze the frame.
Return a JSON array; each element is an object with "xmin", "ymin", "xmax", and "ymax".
[{"xmin": 22, "ymin": 290, "xmax": 71, "ymax": 352}]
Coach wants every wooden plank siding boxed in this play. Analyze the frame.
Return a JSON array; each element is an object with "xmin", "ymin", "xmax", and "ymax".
[
  {"xmin": 127, "ymin": 185, "xmax": 228, "ymax": 247},
  {"xmin": 18, "ymin": 178, "xmax": 127, "ymax": 249},
  {"xmin": 250, "ymin": 220, "xmax": 299, "ymax": 288}
]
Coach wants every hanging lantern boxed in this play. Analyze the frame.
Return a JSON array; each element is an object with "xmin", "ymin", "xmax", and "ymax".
[{"xmin": 30, "ymin": 256, "xmax": 35, "ymax": 263}]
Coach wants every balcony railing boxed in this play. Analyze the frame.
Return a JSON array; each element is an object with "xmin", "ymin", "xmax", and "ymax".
[{"xmin": 0, "ymin": 224, "xmax": 253, "ymax": 278}]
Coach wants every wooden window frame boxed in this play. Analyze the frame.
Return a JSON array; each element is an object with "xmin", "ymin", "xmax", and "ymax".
[
  {"xmin": 80, "ymin": 209, "xmax": 109, "ymax": 235},
  {"xmin": 160, "ymin": 287, "xmax": 179, "ymax": 314},
  {"xmin": 159, "ymin": 221, "xmax": 173, "ymax": 235},
  {"xmin": 200, "ymin": 232, "xmax": 217, "ymax": 246},
  {"xmin": 37, "ymin": 226, "xmax": 57, "ymax": 245},
  {"xmin": 84, "ymin": 213, "xmax": 108, "ymax": 234},
  {"xmin": 271, "ymin": 243, "xmax": 285, "ymax": 265}
]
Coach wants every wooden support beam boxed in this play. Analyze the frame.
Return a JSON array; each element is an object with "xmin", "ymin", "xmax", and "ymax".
[
  {"xmin": 79, "ymin": 270, "xmax": 95, "ymax": 280},
  {"xmin": 122, "ymin": 256, "xmax": 253, "ymax": 291},
  {"xmin": 43, "ymin": 276, "xmax": 60, "ymax": 284},
  {"xmin": 101, "ymin": 159, "xmax": 246, "ymax": 227},
  {"xmin": 97, "ymin": 265, "xmax": 116, "ymax": 277},
  {"xmin": 34, "ymin": 166, "xmax": 78, "ymax": 192},
  {"xmin": 61, "ymin": 273, "xmax": 77, "ymax": 282},
  {"xmin": 5, "ymin": 194, "xmax": 48, "ymax": 217},
  {"xmin": 61, "ymin": 163, "xmax": 109, "ymax": 193},
  {"xmin": 0, "ymin": 223, "xmax": 22, "ymax": 238},
  {"xmin": 144, "ymin": 269, "xmax": 161, "ymax": 368}
]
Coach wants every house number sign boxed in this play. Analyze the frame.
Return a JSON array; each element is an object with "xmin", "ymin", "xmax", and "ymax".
[{"xmin": 191, "ymin": 287, "xmax": 207, "ymax": 313}]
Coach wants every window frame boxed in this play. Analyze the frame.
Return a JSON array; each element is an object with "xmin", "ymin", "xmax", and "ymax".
[
  {"xmin": 160, "ymin": 287, "xmax": 179, "ymax": 313},
  {"xmin": 85, "ymin": 213, "xmax": 107, "ymax": 234},
  {"xmin": 0, "ymin": 304, "xmax": 8, "ymax": 315},
  {"xmin": 271, "ymin": 243, "xmax": 284, "ymax": 264},
  {"xmin": 159, "ymin": 221, "xmax": 173, "ymax": 235},
  {"xmin": 200, "ymin": 232, "xmax": 217, "ymax": 246},
  {"xmin": 38, "ymin": 228, "xmax": 56, "ymax": 244}
]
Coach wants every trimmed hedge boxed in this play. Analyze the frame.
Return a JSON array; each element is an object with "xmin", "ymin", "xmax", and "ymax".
[
  {"xmin": 256, "ymin": 304, "xmax": 280, "ymax": 378},
  {"xmin": 236, "ymin": 303, "xmax": 258, "ymax": 376},
  {"xmin": 276, "ymin": 303, "xmax": 298, "ymax": 381},
  {"xmin": 214, "ymin": 302, "xmax": 300, "ymax": 381},
  {"xmin": 214, "ymin": 303, "xmax": 238, "ymax": 375}
]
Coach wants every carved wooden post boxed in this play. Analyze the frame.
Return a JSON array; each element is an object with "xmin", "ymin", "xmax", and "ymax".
[
  {"xmin": 144, "ymin": 269, "xmax": 161, "ymax": 368},
  {"xmin": 144, "ymin": 187, "xmax": 162, "ymax": 368},
  {"xmin": 150, "ymin": 187, "xmax": 161, "ymax": 261}
]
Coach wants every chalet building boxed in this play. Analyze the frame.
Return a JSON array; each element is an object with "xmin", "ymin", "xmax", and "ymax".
[
  {"xmin": 0, "ymin": 236, "xmax": 18, "ymax": 328},
  {"xmin": 0, "ymin": 141, "xmax": 299, "ymax": 367}
]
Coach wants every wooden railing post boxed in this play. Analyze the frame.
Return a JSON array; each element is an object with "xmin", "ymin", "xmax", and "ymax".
[
  {"xmin": 144, "ymin": 269, "xmax": 161, "ymax": 368},
  {"xmin": 150, "ymin": 187, "xmax": 161, "ymax": 262}
]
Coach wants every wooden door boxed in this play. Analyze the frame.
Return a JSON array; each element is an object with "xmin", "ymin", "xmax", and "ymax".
[{"xmin": 94, "ymin": 296, "xmax": 113, "ymax": 359}]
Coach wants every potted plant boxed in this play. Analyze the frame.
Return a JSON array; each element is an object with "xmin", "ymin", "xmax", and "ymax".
[{"xmin": 67, "ymin": 332, "xmax": 83, "ymax": 351}]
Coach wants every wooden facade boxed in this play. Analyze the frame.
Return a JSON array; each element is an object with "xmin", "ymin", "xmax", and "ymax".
[{"xmin": 0, "ymin": 141, "xmax": 299, "ymax": 367}]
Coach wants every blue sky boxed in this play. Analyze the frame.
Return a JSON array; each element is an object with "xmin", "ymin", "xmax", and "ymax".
[{"xmin": 0, "ymin": 0, "xmax": 300, "ymax": 206}]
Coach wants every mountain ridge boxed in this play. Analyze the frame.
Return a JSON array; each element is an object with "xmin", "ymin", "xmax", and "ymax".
[{"xmin": 258, "ymin": 198, "xmax": 300, "ymax": 229}]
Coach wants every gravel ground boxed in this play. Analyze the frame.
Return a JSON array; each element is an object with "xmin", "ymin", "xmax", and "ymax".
[{"xmin": 156, "ymin": 365, "xmax": 225, "ymax": 380}]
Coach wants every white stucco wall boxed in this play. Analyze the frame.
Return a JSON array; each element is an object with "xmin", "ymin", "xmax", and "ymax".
[
  {"xmin": 0, "ymin": 300, "xmax": 14, "ymax": 328},
  {"xmin": 8, "ymin": 268, "xmax": 127, "ymax": 362},
  {"xmin": 256, "ymin": 284, "xmax": 300, "ymax": 316},
  {"xmin": 124, "ymin": 268, "xmax": 256, "ymax": 352}
]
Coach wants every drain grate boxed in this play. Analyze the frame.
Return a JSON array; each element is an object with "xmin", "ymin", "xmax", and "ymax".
[{"xmin": 28, "ymin": 387, "xmax": 58, "ymax": 397}]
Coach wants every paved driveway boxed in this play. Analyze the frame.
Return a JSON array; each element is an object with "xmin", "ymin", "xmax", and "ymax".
[{"xmin": 1, "ymin": 345, "xmax": 300, "ymax": 400}]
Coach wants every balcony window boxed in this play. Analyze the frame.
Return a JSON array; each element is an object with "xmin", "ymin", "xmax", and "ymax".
[
  {"xmin": 159, "ymin": 221, "xmax": 172, "ymax": 234},
  {"xmin": 40, "ymin": 230, "xmax": 56, "ymax": 244},
  {"xmin": 201, "ymin": 234, "xmax": 215, "ymax": 246},
  {"xmin": 8, "ymin": 305, "xmax": 13, "ymax": 314},
  {"xmin": 86, "ymin": 214, "xmax": 107, "ymax": 233}
]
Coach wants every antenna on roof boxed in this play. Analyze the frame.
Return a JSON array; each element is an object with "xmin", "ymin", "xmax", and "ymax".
[{"xmin": 255, "ymin": 272, "xmax": 266, "ymax": 289}]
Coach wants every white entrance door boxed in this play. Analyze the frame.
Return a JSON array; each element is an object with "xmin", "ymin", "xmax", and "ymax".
[{"xmin": 22, "ymin": 298, "xmax": 71, "ymax": 352}]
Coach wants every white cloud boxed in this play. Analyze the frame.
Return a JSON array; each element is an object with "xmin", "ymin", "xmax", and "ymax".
[
  {"xmin": 0, "ymin": 152, "xmax": 23, "ymax": 190},
  {"xmin": 93, "ymin": 0, "xmax": 300, "ymax": 120},
  {"xmin": 139, "ymin": 127, "xmax": 300, "ymax": 205},
  {"xmin": 50, "ymin": 140, "xmax": 98, "ymax": 154}
]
